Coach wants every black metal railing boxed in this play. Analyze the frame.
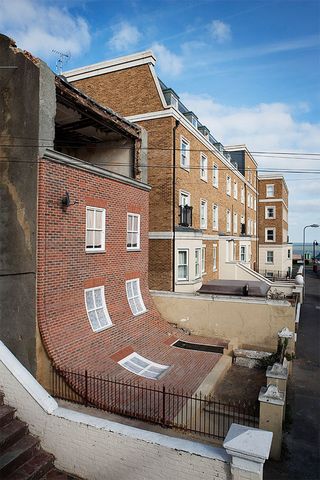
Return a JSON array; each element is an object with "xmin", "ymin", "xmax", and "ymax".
[{"xmin": 51, "ymin": 366, "xmax": 259, "ymax": 440}]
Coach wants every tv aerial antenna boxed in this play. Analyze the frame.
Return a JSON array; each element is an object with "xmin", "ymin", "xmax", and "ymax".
[{"xmin": 52, "ymin": 50, "xmax": 71, "ymax": 75}]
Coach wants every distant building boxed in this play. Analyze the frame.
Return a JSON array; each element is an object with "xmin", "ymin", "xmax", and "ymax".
[{"xmin": 258, "ymin": 175, "xmax": 292, "ymax": 279}]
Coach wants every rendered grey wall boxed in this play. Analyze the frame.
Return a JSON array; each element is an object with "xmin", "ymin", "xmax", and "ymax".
[{"xmin": 0, "ymin": 34, "xmax": 55, "ymax": 374}]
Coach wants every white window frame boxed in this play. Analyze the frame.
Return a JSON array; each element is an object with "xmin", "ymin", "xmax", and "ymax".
[
  {"xmin": 126, "ymin": 278, "xmax": 147, "ymax": 316},
  {"xmin": 213, "ymin": 244, "xmax": 217, "ymax": 271},
  {"xmin": 241, "ymin": 186, "xmax": 245, "ymax": 204},
  {"xmin": 127, "ymin": 213, "xmax": 140, "ymax": 250},
  {"xmin": 226, "ymin": 175, "xmax": 231, "ymax": 196},
  {"xmin": 180, "ymin": 137, "xmax": 190, "ymax": 171},
  {"xmin": 212, "ymin": 204, "xmax": 219, "ymax": 230},
  {"xmin": 253, "ymin": 197, "xmax": 256, "ymax": 211},
  {"xmin": 266, "ymin": 251, "xmax": 274, "ymax": 264},
  {"xmin": 200, "ymin": 199, "xmax": 208, "ymax": 229},
  {"xmin": 233, "ymin": 213, "xmax": 238, "ymax": 234},
  {"xmin": 247, "ymin": 192, "xmax": 251, "ymax": 208},
  {"xmin": 177, "ymin": 249, "xmax": 189, "ymax": 281},
  {"xmin": 118, "ymin": 352, "xmax": 169, "ymax": 380},
  {"xmin": 84, "ymin": 286, "xmax": 112, "ymax": 332},
  {"xmin": 240, "ymin": 245, "xmax": 247, "ymax": 262},
  {"xmin": 265, "ymin": 228, "xmax": 276, "ymax": 242},
  {"xmin": 200, "ymin": 153, "xmax": 208, "ymax": 182},
  {"xmin": 265, "ymin": 206, "xmax": 276, "ymax": 219},
  {"xmin": 226, "ymin": 209, "xmax": 231, "ymax": 233},
  {"xmin": 266, "ymin": 184, "xmax": 275, "ymax": 197},
  {"xmin": 254, "ymin": 221, "xmax": 256, "ymax": 236},
  {"xmin": 85, "ymin": 206, "xmax": 106, "ymax": 252},
  {"xmin": 213, "ymin": 163, "xmax": 219, "ymax": 188},
  {"xmin": 233, "ymin": 181, "xmax": 238, "ymax": 200},
  {"xmin": 195, "ymin": 248, "xmax": 201, "ymax": 279},
  {"xmin": 179, "ymin": 190, "xmax": 191, "ymax": 206},
  {"xmin": 201, "ymin": 246, "xmax": 206, "ymax": 274}
]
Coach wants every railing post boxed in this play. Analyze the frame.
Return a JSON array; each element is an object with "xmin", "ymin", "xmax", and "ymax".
[
  {"xmin": 162, "ymin": 385, "xmax": 166, "ymax": 425},
  {"xmin": 84, "ymin": 370, "xmax": 88, "ymax": 407}
]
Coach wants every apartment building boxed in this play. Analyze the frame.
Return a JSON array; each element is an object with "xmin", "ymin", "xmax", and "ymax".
[
  {"xmin": 65, "ymin": 51, "xmax": 258, "ymax": 293},
  {"xmin": 258, "ymin": 175, "xmax": 292, "ymax": 278}
]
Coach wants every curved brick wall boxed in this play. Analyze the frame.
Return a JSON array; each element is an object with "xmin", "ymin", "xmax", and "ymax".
[{"xmin": 37, "ymin": 158, "xmax": 223, "ymax": 393}]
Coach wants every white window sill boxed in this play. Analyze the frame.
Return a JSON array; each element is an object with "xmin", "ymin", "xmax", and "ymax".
[
  {"xmin": 265, "ymin": 240, "xmax": 275, "ymax": 243},
  {"xmin": 127, "ymin": 248, "xmax": 141, "ymax": 252},
  {"xmin": 213, "ymin": 184, "xmax": 219, "ymax": 189},
  {"xmin": 85, "ymin": 249, "xmax": 106, "ymax": 254},
  {"xmin": 200, "ymin": 177, "xmax": 208, "ymax": 183},
  {"xmin": 213, "ymin": 268, "xmax": 217, "ymax": 272},
  {"xmin": 180, "ymin": 165, "xmax": 190, "ymax": 172},
  {"xmin": 131, "ymin": 308, "xmax": 148, "ymax": 317},
  {"xmin": 92, "ymin": 323, "xmax": 113, "ymax": 333}
]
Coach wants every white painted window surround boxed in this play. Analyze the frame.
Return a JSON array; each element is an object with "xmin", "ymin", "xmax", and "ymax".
[
  {"xmin": 265, "ymin": 228, "xmax": 276, "ymax": 242},
  {"xmin": 85, "ymin": 286, "xmax": 112, "ymax": 332},
  {"xmin": 265, "ymin": 206, "xmax": 275, "ymax": 219},
  {"xmin": 177, "ymin": 249, "xmax": 189, "ymax": 280},
  {"xmin": 266, "ymin": 251, "xmax": 274, "ymax": 263},
  {"xmin": 213, "ymin": 204, "xmax": 219, "ymax": 230},
  {"xmin": 266, "ymin": 184, "xmax": 274, "ymax": 197},
  {"xmin": 213, "ymin": 163, "xmax": 219, "ymax": 187},
  {"xmin": 202, "ymin": 246, "xmax": 206, "ymax": 273},
  {"xmin": 118, "ymin": 352, "xmax": 169, "ymax": 380},
  {"xmin": 179, "ymin": 190, "xmax": 191, "ymax": 206},
  {"xmin": 127, "ymin": 213, "xmax": 140, "ymax": 250},
  {"xmin": 195, "ymin": 248, "xmax": 201, "ymax": 278},
  {"xmin": 180, "ymin": 137, "xmax": 190, "ymax": 170},
  {"xmin": 226, "ymin": 210, "xmax": 231, "ymax": 233},
  {"xmin": 200, "ymin": 200, "xmax": 207, "ymax": 229},
  {"xmin": 213, "ymin": 244, "xmax": 217, "ymax": 271},
  {"xmin": 126, "ymin": 279, "xmax": 146, "ymax": 316},
  {"xmin": 86, "ymin": 207, "xmax": 105, "ymax": 252},
  {"xmin": 200, "ymin": 153, "xmax": 208, "ymax": 181},
  {"xmin": 226, "ymin": 176, "xmax": 231, "ymax": 196}
]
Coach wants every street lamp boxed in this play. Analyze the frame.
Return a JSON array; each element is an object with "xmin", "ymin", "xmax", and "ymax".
[{"xmin": 303, "ymin": 224, "xmax": 319, "ymax": 277}]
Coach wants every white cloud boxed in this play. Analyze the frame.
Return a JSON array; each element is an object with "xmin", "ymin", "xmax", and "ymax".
[
  {"xmin": 0, "ymin": 0, "xmax": 91, "ymax": 59},
  {"xmin": 151, "ymin": 42, "xmax": 183, "ymax": 77},
  {"xmin": 208, "ymin": 20, "xmax": 231, "ymax": 43},
  {"xmin": 108, "ymin": 21, "xmax": 141, "ymax": 51}
]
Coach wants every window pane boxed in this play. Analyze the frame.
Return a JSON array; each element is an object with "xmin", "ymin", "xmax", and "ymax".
[
  {"xmin": 143, "ymin": 370, "xmax": 159, "ymax": 379},
  {"xmin": 87, "ymin": 209, "xmax": 94, "ymax": 228},
  {"xmin": 94, "ymin": 231, "xmax": 102, "ymax": 248},
  {"xmin": 127, "ymin": 215, "xmax": 133, "ymax": 231},
  {"xmin": 130, "ymin": 356, "xmax": 149, "ymax": 369},
  {"xmin": 124, "ymin": 361, "xmax": 141, "ymax": 374},
  {"xmin": 86, "ymin": 231, "xmax": 94, "ymax": 248},
  {"xmin": 88, "ymin": 311, "xmax": 99, "ymax": 330},
  {"xmin": 133, "ymin": 216, "xmax": 139, "ymax": 231},
  {"xmin": 96, "ymin": 308, "xmax": 107, "ymax": 326},
  {"xmin": 85, "ymin": 290, "xmax": 94, "ymax": 310},
  {"xmin": 94, "ymin": 289, "xmax": 103, "ymax": 307},
  {"xmin": 95, "ymin": 210, "xmax": 102, "ymax": 229}
]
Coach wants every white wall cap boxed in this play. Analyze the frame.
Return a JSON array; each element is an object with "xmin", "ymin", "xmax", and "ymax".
[
  {"xmin": 0, "ymin": 341, "xmax": 58, "ymax": 414},
  {"xmin": 266, "ymin": 362, "xmax": 288, "ymax": 380},
  {"xmin": 258, "ymin": 385, "xmax": 285, "ymax": 405},
  {"xmin": 223, "ymin": 423, "xmax": 272, "ymax": 462},
  {"xmin": 54, "ymin": 407, "xmax": 229, "ymax": 462},
  {"xmin": 65, "ymin": 50, "xmax": 156, "ymax": 80},
  {"xmin": 278, "ymin": 327, "xmax": 294, "ymax": 338}
]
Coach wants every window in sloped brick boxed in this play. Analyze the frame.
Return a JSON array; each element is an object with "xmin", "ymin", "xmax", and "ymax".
[
  {"xmin": 126, "ymin": 278, "xmax": 146, "ymax": 316},
  {"xmin": 119, "ymin": 352, "xmax": 169, "ymax": 380},
  {"xmin": 180, "ymin": 137, "xmax": 190, "ymax": 170},
  {"xmin": 84, "ymin": 286, "xmax": 112, "ymax": 332},
  {"xmin": 127, "ymin": 213, "xmax": 140, "ymax": 250},
  {"xmin": 177, "ymin": 249, "xmax": 189, "ymax": 280},
  {"xmin": 86, "ymin": 207, "xmax": 105, "ymax": 252}
]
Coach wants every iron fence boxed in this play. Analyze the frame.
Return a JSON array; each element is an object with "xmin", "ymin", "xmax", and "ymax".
[{"xmin": 51, "ymin": 366, "xmax": 259, "ymax": 440}]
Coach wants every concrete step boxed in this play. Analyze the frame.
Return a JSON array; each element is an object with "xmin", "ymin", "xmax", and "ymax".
[
  {"xmin": 6, "ymin": 450, "xmax": 55, "ymax": 480},
  {"xmin": 0, "ymin": 418, "xmax": 28, "ymax": 450},
  {"xmin": 0, "ymin": 434, "xmax": 39, "ymax": 477},
  {"xmin": 0, "ymin": 405, "xmax": 16, "ymax": 427}
]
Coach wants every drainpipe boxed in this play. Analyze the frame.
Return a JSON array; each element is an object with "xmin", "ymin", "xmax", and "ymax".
[{"xmin": 172, "ymin": 120, "xmax": 180, "ymax": 292}]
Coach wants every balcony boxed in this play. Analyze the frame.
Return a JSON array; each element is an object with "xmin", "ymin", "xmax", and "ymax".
[{"xmin": 179, "ymin": 205, "xmax": 193, "ymax": 227}]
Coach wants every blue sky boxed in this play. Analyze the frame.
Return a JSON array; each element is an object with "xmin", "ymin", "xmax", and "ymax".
[{"xmin": 0, "ymin": 0, "xmax": 319, "ymax": 242}]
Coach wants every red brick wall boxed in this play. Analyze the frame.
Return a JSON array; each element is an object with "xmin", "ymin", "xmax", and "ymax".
[{"xmin": 36, "ymin": 157, "xmax": 221, "ymax": 391}]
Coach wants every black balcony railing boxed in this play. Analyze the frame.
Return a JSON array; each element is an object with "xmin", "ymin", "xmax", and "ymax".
[{"xmin": 179, "ymin": 205, "xmax": 193, "ymax": 227}]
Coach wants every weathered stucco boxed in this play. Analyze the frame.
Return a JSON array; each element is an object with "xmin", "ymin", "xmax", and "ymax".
[{"xmin": 152, "ymin": 292, "xmax": 296, "ymax": 352}]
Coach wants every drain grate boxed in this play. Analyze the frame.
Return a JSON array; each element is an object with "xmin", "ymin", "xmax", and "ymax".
[{"xmin": 172, "ymin": 340, "xmax": 224, "ymax": 354}]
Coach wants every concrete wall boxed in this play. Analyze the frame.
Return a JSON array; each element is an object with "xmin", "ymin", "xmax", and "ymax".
[
  {"xmin": 0, "ymin": 34, "xmax": 55, "ymax": 374},
  {"xmin": 152, "ymin": 292, "xmax": 296, "ymax": 352},
  {"xmin": 0, "ymin": 341, "xmax": 231, "ymax": 480}
]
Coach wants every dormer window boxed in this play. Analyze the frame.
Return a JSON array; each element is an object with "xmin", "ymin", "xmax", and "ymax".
[
  {"xmin": 198, "ymin": 125, "xmax": 210, "ymax": 139},
  {"xmin": 163, "ymin": 89, "xmax": 179, "ymax": 109},
  {"xmin": 184, "ymin": 112, "xmax": 198, "ymax": 129}
]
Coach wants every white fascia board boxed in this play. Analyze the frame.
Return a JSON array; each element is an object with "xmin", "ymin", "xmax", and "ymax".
[
  {"xmin": 127, "ymin": 110, "xmax": 258, "ymax": 192},
  {"xmin": 224, "ymin": 144, "xmax": 259, "ymax": 167},
  {"xmin": 64, "ymin": 50, "xmax": 156, "ymax": 81},
  {"xmin": 259, "ymin": 198, "xmax": 288, "ymax": 208}
]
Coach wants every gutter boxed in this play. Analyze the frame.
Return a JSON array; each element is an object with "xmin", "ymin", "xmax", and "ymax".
[{"xmin": 172, "ymin": 120, "xmax": 180, "ymax": 292}]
